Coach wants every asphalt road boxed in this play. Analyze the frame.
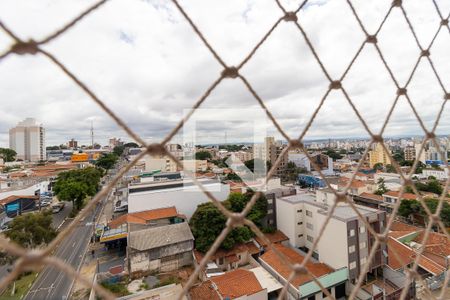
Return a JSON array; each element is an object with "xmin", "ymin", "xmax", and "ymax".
[{"xmin": 24, "ymin": 200, "xmax": 104, "ymax": 300}]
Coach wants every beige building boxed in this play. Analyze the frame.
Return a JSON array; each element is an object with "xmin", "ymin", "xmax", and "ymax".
[
  {"xmin": 9, "ymin": 118, "xmax": 46, "ymax": 162},
  {"xmin": 368, "ymin": 143, "xmax": 391, "ymax": 168},
  {"xmin": 144, "ymin": 155, "xmax": 177, "ymax": 172},
  {"xmin": 183, "ymin": 159, "xmax": 207, "ymax": 172},
  {"xmin": 275, "ymin": 192, "xmax": 386, "ymax": 283},
  {"xmin": 404, "ymin": 146, "xmax": 415, "ymax": 161}
]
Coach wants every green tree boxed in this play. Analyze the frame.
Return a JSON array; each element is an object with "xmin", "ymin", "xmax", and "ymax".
[
  {"xmin": 46, "ymin": 145, "xmax": 60, "ymax": 151},
  {"xmin": 374, "ymin": 178, "xmax": 389, "ymax": 195},
  {"xmin": 195, "ymin": 151, "xmax": 212, "ymax": 160},
  {"xmin": 95, "ymin": 153, "xmax": 118, "ymax": 170},
  {"xmin": 5, "ymin": 210, "xmax": 56, "ymax": 248},
  {"xmin": 53, "ymin": 167, "xmax": 103, "ymax": 212},
  {"xmin": 415, "ymin": 161, "xmax": 425, "ymax": 174},
  {"xmin": 124, "ymin": 142, "xmax": 139, "ymax": 148},
  {"xmin": 373, "ymin": 163, "xmax": 383, "ymax": 171},
  {"xmin": 398, "ymin": 199, "xmax": 421, "ymax": 221},
  {"xmin": 324, "ymin": 149, "xmax": 342, "ymax": 160},
  {"xmin": 113, "ymin": 145, "xmax": 125, "ymax": 156},
  {"xmin": 385, "ymin": 164, "xmax": 396, "ymax": 173},
  {"xmin": 190, "ymin": 192, "xmax": 267, "ymax": 252},
  {"xmin": 0, "ymin": 148, "xmax": 17, "ymax": 162}
]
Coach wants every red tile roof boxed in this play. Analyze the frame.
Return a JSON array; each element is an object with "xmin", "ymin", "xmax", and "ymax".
[
  {"xmin": 211, "ymin": 269, "xmax": 263, "ymax": 299},
  {"xmin": 254, "ymin": 230, "xmax": 289, "ymax": 247},
  {"xmin": 0, "ymin": 195, "xmax": 38, "ymax": 206},
  {"xmin": 260, "ymin": 244, "xmax": 333, "ymax": 287},
  {"xmin": 384, "ymin": 191, "xmax": 417, "ymax": 200},
  {"xmin": 189, "ymin": 281, "xmax": 220, "ymax": 300},
  {"xmin": 359, "ymin": 192, "xmax": 383, "ymax": 202},
  {"xmin": 389, "ymin": 221, "xmax": 421, "ymax": 233},
  {"xmin": 108, "ymin": 206, "xmax": 178, "ymax": 228},
  {"xmin": 194, "ymin": 243, "xmax": 251, "ymax": 262},
  {"xmin": 339, "ymin": 177, "xmax": 366, "ymax": 188},
  {"xmin": 387, "ymin": 237, "xmax": 445, "ymax": 276},
  {"xmin": 414, "ymin": 231, "xmax": 450, "ymax": 257}
]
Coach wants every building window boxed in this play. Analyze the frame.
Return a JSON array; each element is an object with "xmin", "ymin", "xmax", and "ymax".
[
  {"xmin": 349, "ymin": 229, "xmax": 355, "ymax": 237},
  {"xmin": 298, "ymin": 234, "xmax": 303, "ymax": 238},
  {"xmin": 297, "ymin": 222, "xmax": 303, "ymax": 225},
  {"xmin": 361, "ymin": 257, "xmax": 367, "ymax": 265},
  {"xmin": 267, "ymin": 199, "xmax": 273, "ymax": 204},
  {"xmin": 360, "ymin": 242, "xmax": 367, "ymax": 249},
  {"xmin": 349, "ymin": 245, "xmax": 355, "ymax": 254},
  {"xmin": 297, "ymin": 209, "xmax": 302, "ymax": 213},
  {"xmin": 360, "ymin": 226, "xmax": 366, "ymax": 234},
  {"xmin": 306, "ymin": 210, "xmax": 313, "ymax": 217},
  {"xmin": 268, "ymin": 209, "xmax": 273, "ymax": 214},
  {"xmin": 307, "ymin": 235, "xmax": 314, "ymax": 243},
  {"xmin": 306, "ymin": 222, "xmax": 314, "ymax": 230},
  {"xmin": 349, "ymin": 261, "xmax": 356, "ymax": 269},
  {"xmin": 218, "ymin": 257, "xmax": 224, "ymax": 265}
]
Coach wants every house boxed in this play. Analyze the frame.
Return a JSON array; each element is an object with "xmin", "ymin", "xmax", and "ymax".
[
  {"xmin": 338, "ymin": 177, "xmax": 368, "ymax": 196},
  {"xmin": 127, "ymin": 222, "xmax": 194, "ymax": 274},
  {"xmin": 193, "ymin": 242, "xmax": 260, "ymax": 280},
  {"xmin": 382, "ymin": 191, "xmax": 417, "ymax": 211},
  {"xmin": 353, "ymin": 192, "xmax": 384, "ymax": 210},
  {"xmin": 189, "ymin": 269, "xmax": 267, "ymax": 300},
  {"xmin": 259, "ymin": 244, "xmax": 348, "ymax": 299}
]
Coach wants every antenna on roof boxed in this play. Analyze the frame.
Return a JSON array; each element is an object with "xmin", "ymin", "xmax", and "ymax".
[{"xmin": 90, "ymin": 121, "xmax": 94, "ymax": 147}]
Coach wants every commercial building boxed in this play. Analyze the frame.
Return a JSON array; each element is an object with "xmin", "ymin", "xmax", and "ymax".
[
  {"xmin": 71, "ymin": 152, "xmax": 89, "ymax": 162},
  {"xmin": 127, "ymin": 178, "xmax": 230, "ymax": 219},
  {"xmin": 67, "ymin": 138, "xmax": 78, "ymax": 149},
  {"xmin": 275, "ymin": 192, "xmax": 386, "ymax": 283},
  {"xmin": 9, "ymin": 118, "xmax": 46, "ymax": 162},
  {"xmin": 0, "ymin": 195, "xmax": 38, "ymax": 217},
  {"xmin": 368, "ymin": 143, "xmax": 391, "ymax": 168},
  {"xmin": 289, "ymin": 152, "xmax": 334, "ymax": 176}
]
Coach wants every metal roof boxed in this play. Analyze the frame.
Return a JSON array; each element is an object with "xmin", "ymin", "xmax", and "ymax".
[{"xmin": 128, "ymin": 222, "xmax": 194, "ymax": 251}]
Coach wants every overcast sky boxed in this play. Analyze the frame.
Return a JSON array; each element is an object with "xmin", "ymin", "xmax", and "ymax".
[{"xmin": 0, "ymin": 0, "xmax": 449, "ymax": 146}]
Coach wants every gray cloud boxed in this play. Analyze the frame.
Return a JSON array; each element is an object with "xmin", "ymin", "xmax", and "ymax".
[{"xmin": 0, "ymin": 0, "xmax": 449, "ymax": 147}]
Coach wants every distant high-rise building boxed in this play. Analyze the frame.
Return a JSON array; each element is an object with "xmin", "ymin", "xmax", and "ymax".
[
  {"xmin": 109, "ymin": 137, "xmax": 124, "ymax": 148},
  {"xmin": 404, "ymin": 146, "xmax": 415, "ymax": 161},
  {"xmin": 368, "ymin": 143, "xmax": 391, "ymax": 168},
  {"xmin": 9, "ymin": 118, "xmax": 46, "ymax": 162},
  {"xmin": 67, "ymin": 138, "xmax": 78, "ymax": 149}
]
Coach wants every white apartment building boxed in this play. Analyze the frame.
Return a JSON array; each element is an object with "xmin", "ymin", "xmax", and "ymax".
[
  {"xmin": 9, "ymin": 118, "xmax": 46, "ymax": 162},
  {"xmin": 275, "ymin": 192, "xmax": 386, "ymax": 282},
  {"xmin": 127, "ymin": 178, "xmax": 230, "ymax": 219},
  {"xmin": 422, "ymin": 168, "xmax": 449, "ymax": 180}
]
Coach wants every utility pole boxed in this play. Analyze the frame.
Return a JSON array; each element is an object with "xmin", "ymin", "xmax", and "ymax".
[{"xmin": 90, "ymin": 121, "xmax": 94, "ymax": 148}]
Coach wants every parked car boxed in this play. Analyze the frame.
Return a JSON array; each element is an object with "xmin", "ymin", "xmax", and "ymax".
[
  {"xmin": 114, "ymin": 204, "xmax": 128, "ymax": 213},
  {"xmin": 1, "ymin": 220, "xmax": 12, "ymax": 231},
  {"xmin": 51, "ymin": 202, "xmax": 65, "ymax": 213}
]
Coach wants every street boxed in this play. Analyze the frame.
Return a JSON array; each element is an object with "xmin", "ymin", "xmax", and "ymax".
[{"xmin": 25, "ymin": 199, "xmax": 104, "ymax": 300}]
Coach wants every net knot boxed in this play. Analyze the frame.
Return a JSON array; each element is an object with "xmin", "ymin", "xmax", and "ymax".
[
  {"xmin": 146, "ymin": 143, "xmax": 166, "ymax": 155},
  {"xmin": 392, "ymin": 0, "xmax": 402, "ymax": 7},
  {"xmin": 227, "ymin": 213, "xmax": 245, "ymax": 227},
  {"xmin": 293, "ymin": 264, "xmax": 307, "ymax": 274},
  {"xmin": 366, "ymin": 35, "xmax": 377, "ymax": 44},
  {"xmin": 336, "ymin": 192, "xmax": 347, "ymax": 203},
  {"xmin": 221, "ymin": 67, "xmax": 239, "ymax": 79},
  {"xmin": 421, "ymin": 49, "xmax": 430, "ymax": 57},
  {"xmin": 441, "ymin": 19, "xmax": 449, "ymax": 26},
  {"xmin": 329, "ymin": 80, "xmax": 342, "ymax": 90},
  {"xmin": 444, "ymin": 93, "xmax": 450, "ymax": 100},
  {"xmin": 426, "ymin": 131, "xmax": 436, "ymax": 139},
  {"xmin": 284, "ymin": 12, "xmax": 298, "ymax": 22},
  {"xmin": 397, "ymin": 88, "xmax": 407, "ymax": 96},
  {"xmin": 11, "ymin": 39, "xmax": 38, "ymax": 55},
  {"xmin": 289, "ymin": 139, "xmax": 303, "ymax": 149},
  {"xmin": 372, "ymin": 135, "xmax": 383, "ymax": 143}
]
